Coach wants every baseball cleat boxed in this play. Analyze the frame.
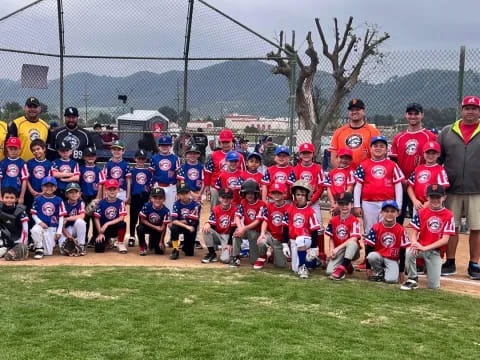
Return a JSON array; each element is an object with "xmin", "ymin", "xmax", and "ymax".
[
  {"xmin": 229, "ymin": 256, "xmax": 241, "ymax": 268},
  {"xmin": 441, "ymin": 263, "xmax": 456, "ymax": 276},
  {"xmin": 330, "ymin": 265, "xmax": 346, "ymax": 280},
  {"xmin": 170, "ymin": 249, "xmax": 180, "ymax": 260},
  {"xmin": 201, "ymin": 253, "xmax": 218, "ymax": 264},
  {"xmin": 253, "ymin": 256, "xmax": 267, "ymax": 270},
  {"xmin": 117, "ymin": 242, "xmax": 127, "ymax": 254},
  {"xmin": 468, "ymin": 263, "xmax": 480, "ymax": 280},
  {"xmin": 400, "ymin": 279, "xmax": 419, "ymax": 290},
  {"xmin": 297, "ymin": 265, "xmax": 310, "ymax": 279},
  {"xmin": 128, "ymin": 237, "xmax": 136, "ymax": 247},
  {"xmin": 139, "ymin": 247, "xmax": 147, "ymax": 256},
  {"xmin": 34, "ymin": 248, "xmax": 44, "ymax": 260}
]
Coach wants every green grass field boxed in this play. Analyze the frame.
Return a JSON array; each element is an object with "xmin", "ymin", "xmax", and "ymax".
[{"xmin": 0, "ymin": 266, "xmax": 478, "ymax": 360}]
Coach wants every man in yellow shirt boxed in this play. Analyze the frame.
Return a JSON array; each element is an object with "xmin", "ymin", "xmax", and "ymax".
[
  {"xmin": 7, "ymin": 97, "xmax": 49, "ymax": 161},
  {"xmin": 0, "ymin": 120, "xmax": 7, "ymax": 160}
]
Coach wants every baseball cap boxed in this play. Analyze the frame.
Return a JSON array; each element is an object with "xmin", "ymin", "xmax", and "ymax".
[
  {"xmin": 135, "ymin": 149, "xmax": 148, "ymax": 158},
  {"xmin": 348, "ymin": 99, "xmax": 365, "ymax": 110},
  {"xmin": 422, "ymin": 141, "xmax": 441, "ymax": 153},
  {"xmin": 93, "ymin": 123, "xmax": 102, "ymax": 129},
  {"xmin": 239, "ymin": 138, "xmax": 248, "ymax": 144},
  {"xmin": 337, "ymin": 148, "xmax": 353, "ymax": 158},
  {"xmin": 50, "ymin": 121, "xmax": 59, "ymax": 127},
  {"xmin": 370, "ymin": 135, "xmax": 388, "ymax": 146},
  {"xmin": 106, "ymin": 125, "xmax": 114, "ymax": 130},
  {"xmin": 150, "ymin": 187, "xmax": 166, "ymax": 197},
  {"xmin": 426, "ymin": 184, "xmax": 446, "ymax": 197},
  {"xmin": 58, "ymin": 141, "xmax": 72, "ymax": 150},
  {"xmin": 66, "ymin": 182, "xmax": 81, "ymax": 192},
  {"xmin": 219, "ymin": 129, "xmax": 234, "ymax": 142},
  {"xmin": 5, "ymin": 137, "xmax": 21, "ymax": 148},
  {"xmin": 185, "ymin": 144, "xmax": 201, "ymax": 154},
  {"xmin": 462, "ymin": 96, "xmax": 480, "ymax": 107},
  {"xmin": 406, "ymin": 103, "xmax": 423, "ymax": 113},
  {"xmin": 177, "ymin": 184, "xmax": 190, "ymax": 193},
  {"xmin": 64, "ymin": 107, "xmax": 79, "ymax": 117},
  {"xmin": 381, "ymin": 200, "xmax": 400, "ymax": 210},
  {"xmin": 275, "ymin": 145, "xmax": 290, "ymax": 156},
  {"xmin": 25, "ymin": 97, "xmax": 40, "ymax": 106},
  {"xmin": 41, "ymin": 176, "xmax": 57, "ymax": 186},
  {"xmin": 111, "ymin": 140, "xmax": 125, "ymax": 149},
  {"xmin": 83, "ymin": 147, "xmax": 96, "ymax": 156},
  {"xmin": 104, "ymin": 179, "xmax": 119, "ymax": 189},
  {"xmin": 158, "ymin": 135, "xmax": 172, "ymax": 145},
  {"xmin": 219, "ymin": 187, "xmax": 234, "ymax": 198},
  {"xmin": 334, "ymin": 192, "xmax": 353, "ymax": 204},
  {"xmin": 269, "ymin": 182, "xmax": 287, "ymax": 194},
  {"xmin": 298, "ymin": 142, "xmax": 315, "ymax": 153},
  {"xmin": 247, "ymin": 152, "xmax": 262, "ymax": 161},
  {"xmin": 225, "ymin": 151, "xmax": 240, "ymax": 162}
]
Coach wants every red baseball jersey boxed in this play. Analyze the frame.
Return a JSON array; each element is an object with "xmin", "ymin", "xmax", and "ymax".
[
  {"xmin": 324, "ymin": 166, "xmax": 355, "ymax": 197},
  {"xmin": 241, "ymin": 170, "xmax": 263, "ymax": 184},
  {"xmin": 365, "ymin": 222, "xmax": 410, "ymax": 261},
  {"xmin": 263, "ymin": 201, "xmax": 291, "ymax": 240},
  {"xmin": 409, "ymin": 207, "xmax": 455, "ymax": 247},
  {"xmin": 262, "ymin": 165, "xmax": 295, "ymax": 199},
  {"xmin": 325, "ymin": 214, "xmax": 361, "ymax": 248},
  {"xmin": 354, "ymin": 158, "xmax": 405, "ymax": 201},
  {"xmin": 408, "ymin": 164, "xmax": 450, "ymax": 202},
  {"xmin": 236, "ymin": 199, "xmax": 266, "ymax": 232},
  {"xmin": 208, "ymin": 204, "xmax": 238, "ymax": 234},
  {"xmin": 293, "ymin": 163, "xmax": 324, "ymax": 202},
  {"xmin": 390, "ymin": 129, "xmax": 436, "ymax": 179},
  {"xmin": 282, "ymin": 204, "xmax": 321, "ymax": 239},
  {"xmin": 204, "ymin": 150, "xmax": 245, "ymax": 186},
  {"xmin": 214, "ymin": 169, "xmax": 244, "ymax": 205}
]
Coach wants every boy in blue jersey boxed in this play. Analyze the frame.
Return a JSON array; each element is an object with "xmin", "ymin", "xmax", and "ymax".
[
  {"xmin": 150, "ymin": 135, "xmax": 179, "ymax": 212},
  {"xmin": 51, "ymin": 141, "xmax": 80, "ymax": 199},
  {"xmin": 0, "ymin": 187, "xmax": 29, "ymax": 259},
  {"xmin": 30, "ymin": 176, "xmax": 67, "ymax": 259},
  {"xmin": 128, "ymin": 149, "xmax": 152, "ymax": 247},
  {"xmin": 103, "ymin": 140, "xmax": 131, "ymax": 202},
  {"xmin": 137, "ymin": 187, "xmax": 170, "ymax": 256},
  {"xmin": 0, "ymin": 137, "xmax": 28, "ymax": 204},
  {"xmin": 177, "ymin": 144, "xmax": 204, "ymax": 202},
  {"xmin": 59, "ymin": 182, "xmax": 87, "ymax": 255},
  {"xmin": 94, "ymin": 179, "xmax": 128, "ymax": 254},
  {"xmin": 170, "ymin": 184, "xmax": 201, "ymax": 259}
]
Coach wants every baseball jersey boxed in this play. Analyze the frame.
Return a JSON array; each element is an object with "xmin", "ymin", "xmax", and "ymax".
[
  {"xmin": 325, "ymin": 214, "xmax": 362, "ymax": 248},
  {"xmin": 48, "ymin": 127, "xmax": 93, "ymax": 161},
  {"xmin": 64, "ymin": 199, "xmax": 86, "ymax": 228},
  {"xmin": 204, "ymin": 150, "xmax": 245, "ymax": 187},
  {"xmin": 390, "ymin": 129, "xmax": 436, "ymax": 179},
  {"xmin": 328, "ymin": 123, "xmax": 381, "ymax": 167},
  {"xmin": 409, "ymin": 207, "xmax": 455, "ymax": 247},
  {"xmin": 130, "ymin": 167, "xmax": 152, "ymax": 195},
  {"xmin": 0, "ymin": 121, "xmax": 7, "ymax": 161},
  {"xmin": 365, "ymin": 222, "xmax": 410, "ymax": 261},
  {"xmin": 208, "ymin": 204, "xmax": 237, "ymax": 234},
  {"xmin": 171, "ymin": 199, "xmax": 201, "ymax": 225},
  {"xmin": 324, "ymin": 166, "xmax": 355, "ymax": 197},
  {"xmin": 408, "ymin": 164, "xmax": 450, "ymax": 202},
  {"xmin": 262, "ymin": 201, "xmax": 291, "ymax": 240},
  {"xmin": 79, "ymin": 164, "xmax": 105, "ymax": 197},
  {"xmin": 177, "ymin": 162, "xmax": 204, "ymax": 192},
  {"xmin": 139, "ymin": 201, "xmax": 170, "ymax": 226},
  {"xmin": 31, "ymin": 194, "xmax": 66, "ymax": 228},
  {"xmin": 94, "ymin": 198, "xmax": 127, "ymax": 226},
  {"xmin": 241, "ymin": 170, "xmax": 263, "ymax": 185},
  {"xmin": 282, "ymin": 204, "xmax": 321, "ymax": 239},
  {"xmin": 27, "ymin": 158, "xmax": 52, "ymax": 192},
  {"xmin": 0, "ymin": 157, "xmax": 28, "ymax": 192},
  {"xmin": 262, "ymin": 165, "xmax": 296, "ymax": 199},
  {"xmin": 150, "ymin": 153, "xmax": 179, "ymax": 185},
  {"xmin": 354, "ymin": 158, "xmax": 405, "ymax": 201},
  {"xmin": 10, "ymin": 116, "xmax": 49, "ymax": 160},
  {"xmin": 52, "ymin": 158, "xmax": 80, "ymax": 191},
  {"xmin": 214, "ymin": 169, "xmax": 244, "ymax": 205},
  {"xmin": 293, "ymin": 163, "xmax": 324, "ymax": 202},
  {"xmin": 103, "ymin": 159, "xmax": 131, "ymax": 190},
  {"xmin": 236, "ymin": 199, "xmax": 266, "ymax": 232}
]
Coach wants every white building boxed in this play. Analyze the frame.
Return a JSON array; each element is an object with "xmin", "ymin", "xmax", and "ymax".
[{"xmin": 225, "ymin": 114, "xmax": 290, "ymax": 131}]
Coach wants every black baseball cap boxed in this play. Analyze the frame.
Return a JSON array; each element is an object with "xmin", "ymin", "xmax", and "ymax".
[
  {"xmin": 135, "ymin": 149, "xmax": 147, "ymax": 158},
  {"xmin": 219, "ymin": 187, "xmax": 234, "ymax": 199},
  {"xmin": 177, "ymin": 184, "xmax": 190, "ymax": 193},
  {"xmin": 426, "ymin": 184, "xmax": 446, "ymax": 197},
  {"xmin": 185, "ymin": 144, "xmax": 201, "ymax": 154},
  {"xmin": 93, "ymin": 123, "xmax": 102, "ymax": 129},
  {"xmin": 64, "ymin": 107, "xmax": 79, "ymax": 117},
  {"xmin": 25, "ymin": 97, "xmax": 40, "ymax": 106},
  {"xmin": 150, "ymin": 187, "xmax": 166, "ymax": 197},
  {"xmin": 348, "ymin": 99, "xmax": 365, "ymax": 110},
  {"xmin": 406, "ymin": 103, "xmax": 423, "ymax": 113},
  {"xmin": 335, "ymin": 192, "xmax": 354, "ymax": 204},
  {"xmin": 83, "ymin": 146, "xmax": 96, "ymax": 156},
  {"xmin": 58, "ymin": 141, "xmax": 72, "ymax": 150}
]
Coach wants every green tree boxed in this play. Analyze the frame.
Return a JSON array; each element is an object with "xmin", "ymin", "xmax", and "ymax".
[
  {"xmin": 423, "ymin": 107, "xmax": 456, "ymax": 129},
  {"xmin": 158, "ymin": 106, "xmax": 178, "ymax": 122},
  {"xmin": 213, "ymin": 116, "xmax": 225, "ymax": 128},
  {"xmin": 244, "ymin": 125, "xmax": 259, "ymax": 133},
  {"xmin": 91, "ymin": 112, "xmax": 115, "ymax": 125},
  {"xmin": 1, "ymin": 101, "xmax": 23, "ymax": 121}
]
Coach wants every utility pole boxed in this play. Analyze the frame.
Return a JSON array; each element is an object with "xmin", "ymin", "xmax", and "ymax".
[
  {"xmin": 174, "ymin": 78, "xmax": 181, "ymax": 122},
  {"xmin": 83, "ymin": 83, "xmax": 89, "ymax": 125}
]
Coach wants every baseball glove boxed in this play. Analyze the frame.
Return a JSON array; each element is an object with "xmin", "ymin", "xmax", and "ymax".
[
  {"xmin": 4, "ymin": 244, "xmax": 29, "ymax": 261},
  {"xmin": 61, "ymin": 237, "xmax": 82, "ymax": 257},
  {"xmin": 85, "ymin": 199, "xmax": 100, "ymax": 216}
]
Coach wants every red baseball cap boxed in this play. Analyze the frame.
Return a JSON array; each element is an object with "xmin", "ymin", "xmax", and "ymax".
[
  {"xmin": 337, "ymin": 148, "xmax": 353, "ymax": 158},
  {"xmin": 104, "ymin": 179, "xmax": 119, "ymax": 189},
  {"xmin": 423, "ymin": 141, "xmax": 441, "ymax": 153},
  {"xmin": 462, "ymin": 96, "xmax": 480, "ymax": 107},
  {"xmin": 269, "ymin": 182, "xmax": 287, "ymax": 195},
  {"xmin": 298, "ymin": 142, "xmax": 315, "ymax": 153},
  {"xmin": 6, "ymin": 137, "xmax": 21, "ymax": 148},
  {"xmin": 219, "ymin": 129, "xmax": 234, "ymax": 142}
]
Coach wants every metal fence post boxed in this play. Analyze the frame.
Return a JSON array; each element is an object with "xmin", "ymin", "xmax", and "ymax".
[
  {"xmin": 288, "ymin": 32, "xmax": 296, "ymax": 151},
  {"xmin": 182, "ymin": 0, "xmax": 195, "ymax": 130},
  {"xmin": 456, "ymin": 45, "xmax": 466, "ymax": 119},
  {"xmin": 57, "ymin": 0, "xmax": 65, "ymax": 122}
]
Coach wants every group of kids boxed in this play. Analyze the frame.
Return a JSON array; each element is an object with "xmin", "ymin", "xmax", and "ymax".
[{"xmin": 0, "ymin": 130, "xmax": 454, "ymax": 291}]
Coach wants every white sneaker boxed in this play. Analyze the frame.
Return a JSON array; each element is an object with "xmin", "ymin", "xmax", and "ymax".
[
  {"xmin": 298, "ymin": 264, "xmax": 310, "ymax": 279},
  {"xmin": 34, "ymin": 248, "xmax": 44, "ymax": 260},
  {"xmin": 117, "ymin": 242, "xmax": 127, "ymax": 254}
]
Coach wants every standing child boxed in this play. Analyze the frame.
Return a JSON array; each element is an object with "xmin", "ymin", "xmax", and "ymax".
[
  {"xmin": 324, "ymin": 148, "xmax": 355, "ymax": 215},
  {"xmin": 94, "ymin": 179, "xmax": 127, "ymax": 253},
  {"xmin": 365, "ymin": 200, "xmax": 410, "ymax": 283},
  {"xmin": 59, "ymin": 182, "xmax": 87, "ymax": 255},
  {"xmin": 129, "ymin": 149, "xmax": 152, "ymax": 247},
  {"xmin": 103, "ymin": 140, "xmax": 131, "ymax": 202},
  {"xmin": 261, "ymin": 146, "xmax": 296, "ymax": 202},
  {"xmin": 51, "ymin": 141, "xmax": 80, "ymax": 199},
  {"xmin": 30, "ymin": 176, "xmax": 67, "ymax": 259},
  {"xmin": 401, "ymin": 184, "xmax": 455, "ymax": 290},
  {"xmin": 214, "ymin": 151, "xmax": 244, "ymax": 206},
  {"xmin": 177, "ymin": 144, "xmax": 204, "ymax": 203},
  {"xmin": 0, "ymin": 137, "xmax": 28, "ymax": 204},
  {"xmin": 242, "ymin": 152, "xmax": 264, "ymax": 189},
  {"xmin": 0, "ymin": 187, "xmax": 29, "ymax": 260},
  {"xmin": 26, "ymin": 139, "xmax": 52, "ymax": 208}
]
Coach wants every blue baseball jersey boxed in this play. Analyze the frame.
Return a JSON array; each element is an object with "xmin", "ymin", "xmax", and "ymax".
[
  {"xmin": 94, "ymin": 198, "xmax": 127, "ymax": 226},
  {"xmin": 130, "ymin": 167, "xmax": 152, "ymax": 195},
  {"xmin": 64, "ymin": 199, "xmax": 86, "ymax": 227},
  {"xmin": 0, "ymin": 157, "xmax": 29, "ymax": 192},
  {"xmin": 171, "ymin": 199, "xmax": 201, "ymax": 225},
  {"xmin": 52, "ymin": 158, "xmax": 80, "ymax": 190},
  {"xmin": 150, "ymin": 153, "xmax": 179, "ymax": 185},
  {"xmin": 27, "ymin": 158, "xmax": 52, "ymax": 192},
  {"xmin": 177, "ymin": 162, "xmax": 204, "ymax": 192},
  {"xmin": 139, "ymin": 201, "xmax": 170, "ymax": 226},
  {"xmin": 103, "ymin": 159, "xmax": 131, "ymax": 190},
  {"xmin": 31, "ymin": 195, "xmax": 67, "ymax": 228},
  {"xmin": 80, "ymin": 165, "xmax": 105, "ymax": 197}
]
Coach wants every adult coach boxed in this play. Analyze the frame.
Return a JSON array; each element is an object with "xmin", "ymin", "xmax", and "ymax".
[
  {"xmin": 7, "ymin": 97, "xmax": 49, "ymax": 161},
  {"xmin": 328, "ymin": 99, "xmax": 381, "ymax": 168},
  {"xmin": 438, "ymin": 96, "xmax": 480, "ymax": 279},
  {"xmin": 390, "ymin": 103, "xmax": 436, "ymax": 224},
  {"xmin": 47, "ymin": 107, "xmax": 94, "ymax": 161},
  {"xmin": 0, "ymin": 120, "xmax": 7, "ymax": 160}
]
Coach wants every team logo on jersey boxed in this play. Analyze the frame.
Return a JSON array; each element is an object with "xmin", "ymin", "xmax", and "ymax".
[
  {"xmin": 345, "ymin": 134, "xmax": 362, "ymax": 149},
  {"xmin": 417, "ymin": 170, "xmax": 431, "ymax": 184},
  {"xmin": 274, "ymin": 171, "xmax": 287, "ymax": 183},
  {"xmin": 41, "ymin": 202, "xmax": 56, "ymax": 216},
  {"xmin": 159, "ymin": 159, "xmax": 172, "ymax": 171},
  {"xmin": 293, "ymin": 213, "xmax": 305, "ymax": 228},
  {"xmin": 180, "ymin": 208, "xmax": 190, "ymax": 219},
  {"xmin": 247, "ymin": 208, "xmax": 257, "ymax": 221},
  {"xmin": 110, "ymin": 166, "xmax": 123, "ymax": 179},
  {"xmin": 69, "ymin": 208, "xmax": 78, "ymax": 217},
  {"xmin": 427, "ymin": 216, "xmax": 442, "ymax": 234},
  {"xmin": 136, "ymin": 172, "xmax": 147, "ymax": 185},
  {"xmin": 64, "ymin": 134, "xmax": 80, "ymax": 150},
  {"xmin": 59, "ymin": 164, "xmax": 72, "ymax": 173},
  {"xmin": 148, "ymin": 212, "xmax": 161, "ymax": 224},
  {"xmin": 381, "ymin": 232, "xmax": 396, "ymax": 248},
  {"xmin": 29, "ymin": 129, "xmax": 40, "ymax": 141},
  {"xmin": 105, "ymin": 206, "xmax": 118, "ymax": 220},
  {"xmin": 336, "ymin": 224, "xmax": 349, "ymax": 240},
  {"xmin": 371, "ymin": 165, "xmax": 386, "ymax": 179},
  {"xmin": 219, "ymin": 214, "xmax": 231, "ymax": 229},
  {"xmin": 405, "ymin": 139, "xmax": 419, "ymax": 155},
  {"xmin": 33, "ymin": 165, "xmax": 46, "ymax": 179},
  {"xmin": 333, "ymin": 173, "xmax": 346, "ymax": 186},
  {"xmin": 83, "ymin": 170, "xmax": 96, "ymax": 183},
  {"xmin": 299, "ymin": 171, "xmax": 313, "ymax": 182},
  {"xmin": 187, "ymin": 168, "xmax": 200, "ymax": 180},
  {"xmin": 6, "ymin": 164, "xmax": 19, "ymax": 177},
  {"xmin": 271, "ymin": 211, "xmax": 283, "ymax": 226},
  {"xmin": 227, "ymin": 176, "xmax": 240, "ymax": 188},
  {"xmin": 219, "ymin": 158, "xmax": 227, "ymax": 171}
]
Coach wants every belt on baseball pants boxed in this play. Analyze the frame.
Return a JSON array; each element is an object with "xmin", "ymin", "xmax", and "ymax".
[{"xmin": 156, "ymin": 183, "xmax": 175, "ymax": 187}]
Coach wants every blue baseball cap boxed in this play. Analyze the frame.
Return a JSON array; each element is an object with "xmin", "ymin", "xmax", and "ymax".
[
  {"xmin": 381, "ymin": 200, "xmax": 399, "ymax": 210},
  {"xmin": 42, "ymin": 176, "xmax": 57, "ymax": 186},
  {"xmin": 247, "ymin": 152, "xmax": 262, "ymax": 161},
  {"xmin": 158, "ymin": 135, "xmax": 172, "ymax": 145},
  {"xmin": 275, "ymin": 146, "xmax": 290, "ymax": 155},
  {"xmin": 225, "ymin": 151, "xmax": 240, "ymax": 162},
  {"xmin": 370, "ymin": 135, "xmax": 388, "ymax": 146}
]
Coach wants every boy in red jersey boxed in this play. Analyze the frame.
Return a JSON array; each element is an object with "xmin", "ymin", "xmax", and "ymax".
[
  {"xmin": 261, "ymin": 146, "xmax": 295, "ymax": 202},
  {"xmin": 325, "ymin": 148, "xmax": 355, "ymax": 215},
  {"xmin": 214, "ymin": 151, "xmax": 244, "ymax": 205},
  {"xmin": 401, "ymin": 184, "xmax": 455, "ymax": 290},
  {"xmin": 282, "ymin": 180, "xmax": 321, "ymax": 279},
  {"xmin": 242, "ymin": 152, "xmax": 264, "ymax": 197},
  {"xmin": 326, "ymin": 192, "xmax": 362, "ymax": 280},
  {"xmin": 365, "ymin": 200, "xmax": 410, "ymax": 283}
]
